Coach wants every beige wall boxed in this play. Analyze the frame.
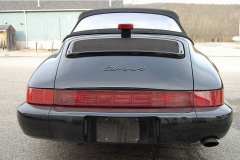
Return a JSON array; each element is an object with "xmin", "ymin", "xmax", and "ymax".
[
  {"xmin": 0, "ymin": 31, "xmax": 8, "ymax": 48},
  {"xmin": 16, "ymin": 40, "xmax": 62, "ymax": 50},
  {"xmin": 16, "ymin": 41, "xmax": 26, "ymax": 50}
]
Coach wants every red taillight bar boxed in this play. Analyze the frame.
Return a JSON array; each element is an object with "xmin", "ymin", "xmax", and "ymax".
[
  {"xmin": 194, "ymin": 90, "xmax": 223, "ymax": 107},
  {"xmin": 27, "ymin": 88, "xmax": 224, "ymax": 108},
  {"xmin": 54, "ymin": 90, "xmax": 193, "ymax": 107},
  {"xmin": 27, "ymin": 88, "xmax": 54, "ymax": 105},
  {"xmin": 118, "ymin": 24, "xmax": 133, "ymax": 29}
]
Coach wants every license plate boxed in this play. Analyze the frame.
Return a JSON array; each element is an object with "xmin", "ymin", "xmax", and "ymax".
[{"xmin": 96, "ymin": 117, "xmax": 140, "ymax": 143}]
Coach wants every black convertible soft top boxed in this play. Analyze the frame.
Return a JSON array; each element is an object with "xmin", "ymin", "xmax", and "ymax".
[{"xmin": 64, "ymin": 8, "xmax": 192, "ymax": 43}]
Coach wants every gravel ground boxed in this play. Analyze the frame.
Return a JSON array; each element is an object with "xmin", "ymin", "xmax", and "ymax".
[{"xmin": 0, "ymin": 43, "xmax": 240, "ymax": 160}]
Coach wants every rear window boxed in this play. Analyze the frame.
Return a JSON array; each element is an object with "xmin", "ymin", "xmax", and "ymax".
[
  {"xmin": 73, "ymin": 13, "xmax": 182, "ymax": 32},
  {"xmin": 67, "ymin": 38, "xmax": 184, "ymax": 57}
]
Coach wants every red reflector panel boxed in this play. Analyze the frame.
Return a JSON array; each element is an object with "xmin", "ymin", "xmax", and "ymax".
[
  {"xmin": 54, "ymin": 90, "xmax": 193, "ymax": 107},
  {"xmin": 27, "ymin": 88, "xmax": 54, "ymax": 105},
  {"xmin": 194, "ymin": 90, "xmax": 223, "ymax": 107},
  {"xmin": 118, "ymin": 24, "xmax": 133, "ymax": 29}
]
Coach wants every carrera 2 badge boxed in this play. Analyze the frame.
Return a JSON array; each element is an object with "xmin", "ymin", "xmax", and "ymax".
[{"xmin": 103, "ymin": 67, "xmax": 146, "ymax": 71}]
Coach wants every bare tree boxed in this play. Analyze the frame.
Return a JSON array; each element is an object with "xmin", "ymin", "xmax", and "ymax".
[{"xmin": 125, "ymin": 3, "xmax": 240, "ymax": 42}]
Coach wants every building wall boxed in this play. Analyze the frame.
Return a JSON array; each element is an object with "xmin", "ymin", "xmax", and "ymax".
[
  {"xmin": 27, "ymin": 11, "xmax": 82, "ymax": 41},
  {"xmin": 0, "ymin": 12, "xmax": 26, "ymax": 41},
  {"xmin": 0, "ymin": 11, "xmax": 83, "ymax": 49},
  {"xmin": 26, "ymin": 11, "xmax": 83, "ymax": 49}
]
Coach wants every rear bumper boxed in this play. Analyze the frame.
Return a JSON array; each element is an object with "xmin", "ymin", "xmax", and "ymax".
[{"xmin": 17, "ymin": 103, "xmax": 233, "ymax": 144}]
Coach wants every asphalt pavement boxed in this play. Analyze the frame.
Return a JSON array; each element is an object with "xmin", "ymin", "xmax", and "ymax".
[{"xmin": 0, "ymin": 43, "xmax": 240, "ymax": 160}]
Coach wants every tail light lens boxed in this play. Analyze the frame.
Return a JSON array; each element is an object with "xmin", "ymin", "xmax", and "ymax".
[
  {"xmin": 27, "ymin": 88, "xmax": 224, "ymax": 108},
  {"xmin": 27, "ymin": 88, "xmax": 54, "ymax": 105},
  {"xmin": 54, "ymin": 90, "xmax": 193, "ymax": 107},
  {"xmin": 194, "ymin": 90, "xmax": 223, "ymax": 107}
]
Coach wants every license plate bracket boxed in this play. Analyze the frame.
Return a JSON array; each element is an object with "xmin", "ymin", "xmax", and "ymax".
[{"xmin": 96, "ymin": 117, "xmax": 140, "ymax": 143}]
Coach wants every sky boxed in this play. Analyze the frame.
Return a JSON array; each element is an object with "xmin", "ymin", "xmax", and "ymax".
[{"xmin": 123, "ymin": 0, "xmax": 240, "ymax": 5}]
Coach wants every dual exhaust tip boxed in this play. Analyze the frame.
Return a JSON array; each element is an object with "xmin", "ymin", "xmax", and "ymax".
[{"xmin": 201, "ymin": 137, "xmax": 219, "ymax": 147}]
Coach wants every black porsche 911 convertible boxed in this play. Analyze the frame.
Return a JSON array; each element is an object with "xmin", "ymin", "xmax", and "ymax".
[{"xmin": 17, "ymin": 8, "xmax": 232, "ymax": 147}]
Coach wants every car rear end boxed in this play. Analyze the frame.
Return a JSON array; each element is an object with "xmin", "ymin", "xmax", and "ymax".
[
  {"xmin": 17, "ymin": 9, "xmax": 232, "ymax": 146},
  {"xmin": 18, "ymin": 34, "xmax": 232, "ymax": 145}
]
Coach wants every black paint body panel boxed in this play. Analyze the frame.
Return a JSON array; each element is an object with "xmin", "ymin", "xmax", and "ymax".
[
  {"xmin": 28, "ymin": 50, "xmax": 62, "ymax": 89},
  {"xmin": 17, "ymin": 103, "xmax": 51, "ymax": 139},
  {"xmin": 196, "ymin": 104, "xmax": 233, "ymax": 140},
  {"xmin": 55, "ymin": 56, "xmax": 193, "ymax": 90},
  {"xmin": 28, "ymin": 35, "xmax": 223, "ymax": 91},
  {"xmin": 188, "ymin": 41, "xmax": 223, "ymax": 90},
  {"xmin": 48, "ymin": 109, "xmax": 197, "ymax": 143},
  {"xmin": 17, "ymin": 103, "xmax": 232, "ymax": 143},
  {"xmin": 55, "ymin": 36, "xmax": 193, "ymax": 90}
]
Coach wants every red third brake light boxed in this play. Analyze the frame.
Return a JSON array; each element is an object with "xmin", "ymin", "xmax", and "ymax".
[{"xmin": 118, "ymin": 24, "xmax": 134, "ymax": 29}]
